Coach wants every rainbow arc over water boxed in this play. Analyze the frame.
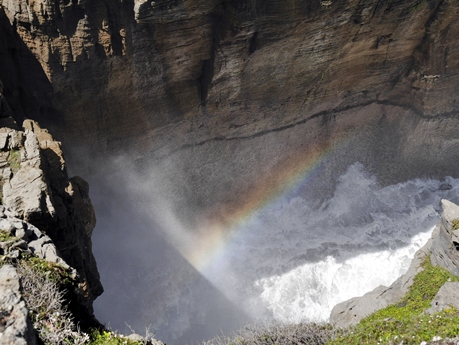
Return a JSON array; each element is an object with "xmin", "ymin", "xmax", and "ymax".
[{"xmin": 166, "ymin": 133, "xmax": 355, "ymax": 277}]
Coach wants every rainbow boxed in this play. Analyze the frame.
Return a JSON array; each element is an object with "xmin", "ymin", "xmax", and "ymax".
[{"xmin": 166, "ymin": 132, "xmax": 356, "ymax": 277}]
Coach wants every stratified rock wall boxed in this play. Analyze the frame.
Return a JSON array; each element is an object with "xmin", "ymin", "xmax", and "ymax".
[
  {"xmin": 0, "ymin": 0, "xmax": 456, "ymax": 145},
  {"xmin": 1, "ymin": 0, "xmax": 459, "ymax": 219}
]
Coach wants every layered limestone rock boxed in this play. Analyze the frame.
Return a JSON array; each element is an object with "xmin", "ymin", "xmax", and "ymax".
[
  {"xmin": 0, "ymin": 120, "xmax": 101, "ymax": 315},
  {"xmin": 330, "ymin": 199, "xmax": 459, "ymax": 328}
]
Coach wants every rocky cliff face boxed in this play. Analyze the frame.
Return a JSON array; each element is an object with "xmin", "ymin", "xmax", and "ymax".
[
  {"xmin": 0, "ymin": 119, "xmax": 102, "ymax": 316},
  {"xmin": 1, "ymin": 0, "xmax": 459, "ymax": 223}
]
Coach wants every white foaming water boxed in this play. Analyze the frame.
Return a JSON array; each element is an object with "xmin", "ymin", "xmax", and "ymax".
[
  {"xmin": 254, "ymin": 229, "xmax": 431, "ymax": 322},
  {"xmin": 92, "ymin": 162, "xmax": 459, "ymax": 343},
  {"xmin": 202, "ymin": 163, "xmax": 459, "ymax": 324}
]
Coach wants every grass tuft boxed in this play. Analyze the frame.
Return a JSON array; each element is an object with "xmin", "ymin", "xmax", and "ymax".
[
  {"xmin": 0, "ymin": 229, "xmax": 15, "ymax": 242},
  {"xmin": 89, "ymin": 329, "xmax": 144, "ymax": 345},
  {"xmin": 7, "ymin": 149, "xmax": 21, "ymax": 174}
]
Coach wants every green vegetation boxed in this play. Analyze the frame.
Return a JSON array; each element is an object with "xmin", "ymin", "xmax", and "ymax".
[
  {"xmin": 0, "ymin": 229, "xmax": 15, "ymax": 242},
  {"xmin": 22, "ymin": 255, "xmax": 75, "ymax": 285},
  {"xmin": 7, "ymin": 149, "xmax": 21, "ymax": 174},
  {"xmin": 327, "ymin": 258, "xmax": 459, "ymax": 345},
  {"xmin": 89, "ymin": 330, "xmax": 143, "ymax": 345},
  {"xmin": 452, "ymin": 219, "xmax": 459, "ymax": 231}
]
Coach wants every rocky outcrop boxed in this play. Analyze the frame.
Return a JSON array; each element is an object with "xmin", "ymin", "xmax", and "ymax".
[
  {"xmin": 0, "ymin": 265, "xmax": 37, "ymax": 345},
  {"xmin": 330, "ymin": 199, "xmax": 459, "ymax": 328},
  {"xmin": 0, "ymin": 120, "xmax": 101, "ymax": 316},
  {"xmin": 425, "ymin": 282, "xmax": 459, "ymax": 315},
  {"xmin": 430, "ymin": 200, "xmax": 459, "ymax": 276},
  {"xmin": 0, "ymin": 205, "xmax": 74, "ymax": 268}
]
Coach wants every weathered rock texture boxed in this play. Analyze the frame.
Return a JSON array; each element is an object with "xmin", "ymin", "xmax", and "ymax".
[
  {"xmin": 430, "ymin": 199, "xmax": 459, "ymax": 276},
  {"xmin": 330, "ymin": 199, "xmax": 459, "ymax": 328},
  {"xmin": 1, "ymin": 0, "xmax": 459, "ymax": 222},
  {"xmin": 0, "ymin": 120, "xmax": 101, "ymax": 315},
  {"xmin": 426, "ymin": 282, "xmax": 459, "ymax": 315},
  {"xmin": 0, "ymin": 265, "xmax": 37, "ymax": 345}
]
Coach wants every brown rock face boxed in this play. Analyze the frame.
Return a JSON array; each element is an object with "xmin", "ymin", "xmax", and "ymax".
[{"xmin": 1, "ymin": 0, "xmax": 459, "ymax": 218}]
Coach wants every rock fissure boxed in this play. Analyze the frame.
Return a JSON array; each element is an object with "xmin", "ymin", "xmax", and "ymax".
[{"xmin": 151, "ymin": 97, "xmax": 456, "ymax": 162}]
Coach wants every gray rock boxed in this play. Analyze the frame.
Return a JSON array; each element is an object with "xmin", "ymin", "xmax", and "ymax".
[
  {"xmin": 27, "ymin": 235, "xmax": 69, "ymax": 268},
  {"xmin": 425, "ymin": 282, "xmax": 459, "ymax": 314},
  {"xmin": 0, "ymin": 133, "xmax": 8, "ymax": 150},
  {"xmin": 0, "ymin": 219, "xmax": 15, "ymax": 234},
  {"xmin": 6, "ymin": 131, "xmax": 22, "ymax": 150},
  {"xmin": 3, "ymin": 165, "xmax": 56, "ymax": 223},
  {"xmin": 430, "ymin": 200, "xmax": 459, "ymax": 277},
  {"xmin": 11, "ymin": 240, "xmax": 28, "ymax": 251},
  {"xmin": 0, "ymin": 265, "xmax": 37, "ymax": 345},
  {"xmin": 13, "ymin": 228, "xmax": 27, "ymax": 241},
  {"xmin": 22, "ymin": 131, "xmax": 40, "ymax": 168}
]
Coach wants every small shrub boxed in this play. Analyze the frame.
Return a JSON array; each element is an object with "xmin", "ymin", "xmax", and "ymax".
[
  {"xmin": 452, "ymin": 219, "xmax": 459, "ymax": 231},
  {"xmin": 18, "ymin": 261, "xmax": 89, "ymax": 345},
  {"xmin": 203, "ymin": 322, "xmax": 336, "ymax": 345},
  {"xmin": 23, "ymin": 255, "xmax": 74, "ymax": 285}
]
